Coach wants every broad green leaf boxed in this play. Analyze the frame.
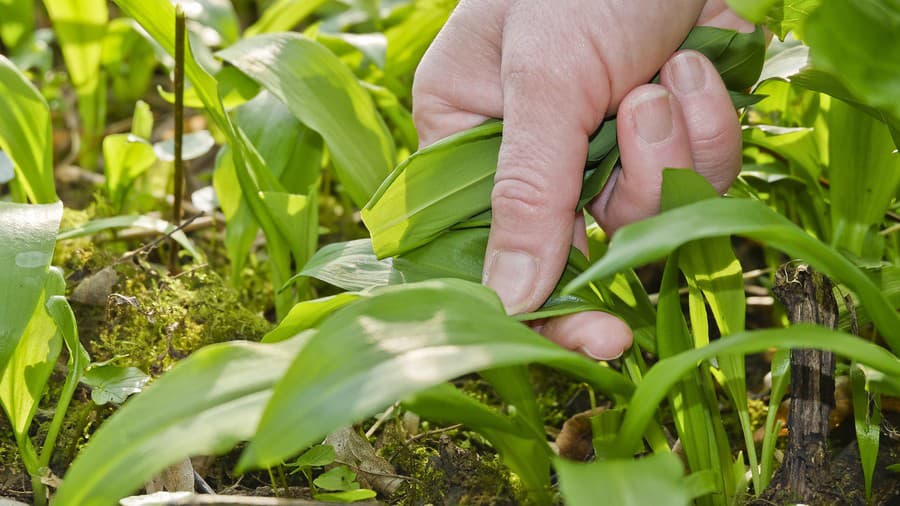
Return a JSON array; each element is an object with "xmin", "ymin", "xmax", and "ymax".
[
  {"xmin": 244, "ymin": 0, "xmax": 328, "ymax": 37},
  {"xmin": 259, "ymin": 189, "xmax": 318, "ymax": 283},
  {"xmin": 655, "ymin": 254, "xmax": 731, "ymax": 502},
  {"xmin": 214, "ymin": 91, "xmax": 322, "ymax": 283},
  {"xmin": 0, "ymin": 56, "xmax": 57, "ymax": 203},
  {"xmin": 0, "ymin": 201, "xmax": 62, "ymax": 377},
  {"xmin": 42, "ymin": 0, "xmax": 106, "ymax": 91},
  {"xmin": 42, "ymin": 0, "xmax": 108, "ymax": 168},
  {"xmin": 314, "ymin": 489, "xmax": 377, "ymax": 503},
  {"xmin": 262, "ymin": 293, "xmax": 360, "ymax": 344},
  {"xmin": 53, "ymin": 334, "xmax": 312, "ymax": 506},
  {"xmin": 555, "ymin": 453, "xmax": 691, "ymax": 506},
  {"xmin": 0, "ymin": 0, "xmax": 34, "ymax": 49},
  {"xmin": 314, "ymin": 466, "xmax": 359, "ymax": 491},
  {"xmin": 103, "ymin": 134, "xmax": 157, "ymax": 211},
  {"xmin": 364, "ymin": 26, "xmax": 764, "ymax": 258},
  {"xmin": 660, "ymin": 171, "xmax": 757, "ymax": 491},
  {"xmin": 256, "ymin": 189, "xmax": 316, "ymax": 315},
  {"xmin": 365, "ymin": 82, "xmax": 417, "ymax": 150},
  {"xmin": 661, "ymin": 171, "xmax": 746, "ymax": 336},
  {"xmin": 239, "ymin": 279, "xmax": 633, "ymax": 470},
  {"xmin": 827, "ymin": 99, "xmax": 900, "ymax": 256},
  {"xmin": 851, "ymin": 363, "xmax": 881, "ymax": 501},
  {"xmin": 804, "ymin": 0, "xmax": 900, "ymax": 126},
  {"xmin": 184, "ymin": 0, "xmax": 240, "ymax": 46},
  {"xmin": 41, "ymin": 294, "xmax": 90, "ymax": 468},
  {"xmin": 579, "ymin": 146, "xmax": 619, "ymax": 210},
  {"xmin": 290, "ymin": 444, "xmax": 335, "ymax": 469},
  {"xmin": 679, "ymin": 26, "xmax": 767, "ymax": 91},
  {"xmin": 362, "ymin": 121, "xmax": 501, "ymax": 257},
  {"xmin": 611, "ymin": 326, "xmax": 900, "ymax": 457},
  {"xmin": 404, "ymin": 383, "xmax": 517, "ymax": 434},
  {"xmin": 292, "ymin": 230, "xmax": 605, "ymax": 321},
  {"xmin": 233, "ymin": 92, "xmax": 322, "ymax": 190},
  {"xmin": 80, "ymin": 365, "xmax": 150, "ymax": 405},
  {"xmin": 219, "ymin": 33, "xmax": 394, "ymax": 208},
  {"xmin": 131, "ymin": 100, "xmax": 153, "ymax": 141},
  {"xmin": 57, "ymin": 214, "xmax": 202, "ymax": 260},
  {"xmin": 742, "ymin": 125, "xmax": 822, "ymax": 181},
  {"xmin": 765, "ymin": 0, "xmax": 822, "ymax": 40},
  {"xmin": 565, "ymin": 197, "xmax": 900, "ymax": 353},
  {"xmin": 102, "ymin": 19, "xmax": 157, "ymax": 105},
  {"xmin": 760, "ymin": 349, "xmax": 790, "ymax": 490},
  {"xmin": 294, "ymin": 239, "xmax": 396, "ymax": 291},
  {"xmin": 158, "ymin": 66, "xmax": 261, "ymax": 110},
  {"xmin": 314, "ymin": 31, "xmax": 387, "ymax": 73},
  {"xmin": 383, "ymin": 0, "xmax": 455, "ymax": 89},
  {"xmin": 0, "ymin": 284, "xmax": 62, "ymax": 458},
  {"xmin": 153, "ymin": 130, "xmax": 216, "ymax": 162},
  {"xmin": 585, "ymin": 225, "xmax": 658, "ymax": 353},
  {"xmin": 726, "ymin": 0, "xmax": 780, "ymax": 24},
  {"xmin": 856, "ymin": 363, "xmax": 900, "ymax": 398}
]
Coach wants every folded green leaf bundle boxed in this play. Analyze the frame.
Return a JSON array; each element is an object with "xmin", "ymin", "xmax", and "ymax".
[{"xmin": 362, "ymin": 26, "xmax": 766, "ymax": 258}]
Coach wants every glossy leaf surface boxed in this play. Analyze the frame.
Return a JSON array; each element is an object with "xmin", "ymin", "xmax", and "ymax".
[
  {"xmin": 53, "ymin": 335, "xmax": 312, "ymax": 506},
  {"xmin": 0, "ymin": 201, "xmax": 62, "ymax": 377},
  {"xmin": 219, "ymin": 33, "xmax": 394, "ymax": 208},
  {"xmin": 0, "ymin": 56, "xmax": 57, "ymax": 203},
  {"xmin": 566, "ymin": 195, "xmax": 900, "ymax": 352},
  {"xmin": 240, "ymin": 279, "xmax": 632, "ymax": 469}
]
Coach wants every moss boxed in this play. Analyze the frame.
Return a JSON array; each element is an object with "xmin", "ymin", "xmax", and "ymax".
[
  {"xmin": 381, "ymin": 423, "xmax": 522, "ymax": 506},
  {"xmin": 529, "ymin": 365, "xmax": 593, "ymax": 429},
  {"xmin": 0, "ymin": 416, "xmax": 24, "ymax": 478},
  {"xmin": 85, "ymin": 262, "xmax": 272, "ymax": 375},
  {"xmin": 748, "ymin": 398, "xmax": 768, "ymax": 430}
]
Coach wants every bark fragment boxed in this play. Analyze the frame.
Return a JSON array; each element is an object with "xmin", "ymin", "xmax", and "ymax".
[{"xmin": 759, "ymin": 264, "xmax": 839, "ymax": 504}]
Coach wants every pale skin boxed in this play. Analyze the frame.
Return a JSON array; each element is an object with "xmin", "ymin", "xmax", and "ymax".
[{"xmin": 412, "ymin": 0, "xmax": 754, "ymax": 359}]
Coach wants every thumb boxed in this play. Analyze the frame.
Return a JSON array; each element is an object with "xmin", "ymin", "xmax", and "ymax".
[{"xmin": 484, "ymin": 26, "xmax": 610, "ymax": 314}]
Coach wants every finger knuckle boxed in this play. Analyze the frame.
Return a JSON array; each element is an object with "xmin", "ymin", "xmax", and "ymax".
[{"xmin": 491, "ymin": 173, "xmax": 555, "ymax": 220}]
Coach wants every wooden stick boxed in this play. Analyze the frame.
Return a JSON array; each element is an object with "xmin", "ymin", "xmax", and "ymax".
[{"xmin": 169, "ymin": 5, "xmax": 186, "ymax": 274}]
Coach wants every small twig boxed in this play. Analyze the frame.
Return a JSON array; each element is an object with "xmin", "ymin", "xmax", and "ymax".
[
  {"xmin": 405, "ymin": 424, "xmax": 463, "ymax": 444},
  {"xmin": 880, "ymin": 222, "xmax": 900, "ymax": 236},
  {"xmin": 112, "ymin": 212, "xmax": 204, "ymax": 267},
  {"xmin": 97, "ymin": 215, "xmax": 223, "ymax": 243},
  {"xmin": 365, "ymin": 404, "xmax": 397, "ymax": 438},
  {"xmin": 169, "ymin": 5, "xmax": 186, "ymax": 274},
  {"xmin": 57, "ymin": 89, "xmax": 81, "ymax": 170},
  {"xmin": 171, "ymin": 263, "xmax": 209, "ymax": 280},
  {"xmin": 193, "ymin": 470, "xmax": 215, "ymax": 494}
]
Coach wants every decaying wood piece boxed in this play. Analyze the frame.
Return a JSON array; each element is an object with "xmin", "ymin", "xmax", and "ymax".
[
  {"xmin": 760, "ymin": 264, "xmax": 839, "ymax": 503},
  {"xmin": 324, "ymin": 427, "xmax": 404, "ymax": 496},
  {"xmin": 145, "ymin": 459, "xmax": 195, "ymax": 494}
]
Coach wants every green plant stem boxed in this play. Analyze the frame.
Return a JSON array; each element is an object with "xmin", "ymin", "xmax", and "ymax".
[
  {"xmin": 268, "ymin": 467, "xmax": 280, "ymax": 497},
  {"xmin": 31, "ymin": 474, "xmax": 47, "ymax": 506},
  {"xmin": 37, "ymin": 360, "xmax": 81, "ymax": 469},
  {"xmin": 169, "ymin": 5, "xmax": 186, "ymax": 274},
  {"xmin": 15, "ymin": 436, "xmax": 45, "ymax": 506}
]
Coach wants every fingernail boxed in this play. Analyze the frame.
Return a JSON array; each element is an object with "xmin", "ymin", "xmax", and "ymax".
[
  {"xmin": 579, "ymin": 346, "xmax": 624, "ymax": 361},
  {"xmin": 483, "ymin": 250, "xmax": 538, "ymax": 314},
  {"xmin": 670, "ymin": 51, "xmax": 707, "ymax": 94},
  {"xmin": 633, "ymin": 89, "xmax": 673, "ymax": 144}
]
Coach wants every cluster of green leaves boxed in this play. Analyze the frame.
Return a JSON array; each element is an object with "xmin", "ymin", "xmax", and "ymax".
[{"xmin": 0, "ymin": 0, "xmax": 898, "ymax": 505}]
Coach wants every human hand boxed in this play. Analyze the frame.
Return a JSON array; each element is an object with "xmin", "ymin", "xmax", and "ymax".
[{"xmin": 412, "ymin": 0, "xmax": 754, "ymax": 359}]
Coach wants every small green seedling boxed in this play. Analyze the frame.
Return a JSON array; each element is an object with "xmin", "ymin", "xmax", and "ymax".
[{"xmin": 287, "ymin": 444, "xmax": 377, "ymax": 503}]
